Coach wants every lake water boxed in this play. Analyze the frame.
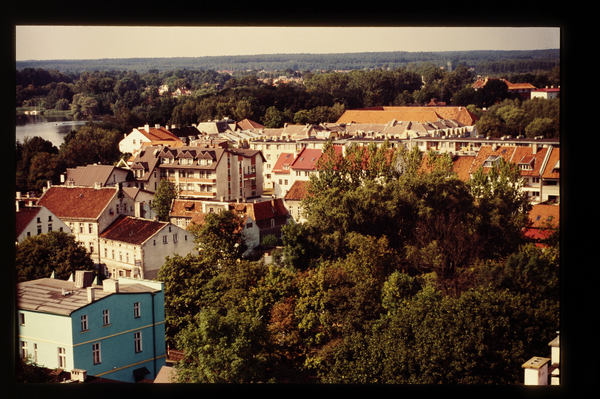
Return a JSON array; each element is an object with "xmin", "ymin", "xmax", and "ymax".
[{"xmin": 15, "ymin": 114, "xmax": 91, "ymax": 148}]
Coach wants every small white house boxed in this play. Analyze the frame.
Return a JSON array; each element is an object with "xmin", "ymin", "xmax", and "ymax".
[
  {"xmin": 99, "ymin": 215, "xmax": 196, "ymax": 280},
  {"xmin": 16, "ymin": 205, "xmax": 71, "ymax": 243}
]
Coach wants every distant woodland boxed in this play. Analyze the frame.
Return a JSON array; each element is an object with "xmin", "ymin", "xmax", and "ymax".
[{"xmin": 16, "ymin": 49, "xmax": 559, "ymax": 75}]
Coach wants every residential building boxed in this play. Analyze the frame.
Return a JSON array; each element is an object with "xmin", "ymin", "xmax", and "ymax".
[
  {"xmin": 36, "ymin": 185, "xmax": 136, "ymax": 267},
  {"xmin": 130, "ymin": 145, "xmax": 265, "ymax": 202},
  {"xmin": 232, "ymin": 198, "xmax": 290, "ymax": 248},
  {"xmin": 169, "ymin": 199, "xmax": 228, "ymax": 229},
  {"xmin": 336, "ymin": 105, "xmax": 479, "ymax": 127},
  {"xmin": 16, "ymin": 205, "xmax": 71, "ymax": 243},
  {"xmin": 63, "ymin": 164, "xmax": 133, "ymax": 188},
  {"xmin": 540, "ymin": 147, "xmax": 560, "ymax": 204},
  {"xmin": 119, "ymin": 124, "xmax": 183, "ymax": 156},
  {"xmin": 99, "ymin": 215, "xmax": 196, "ymax": 280},
  {"xmin": 17, "ymin": 271, "xmax": 166, "ymax": 383},
  {"xmin": 283, "ymin": 180, "xmax": 309, "ymax": 223},
  {"xmin": 472, "ymin": 77, "xmax": 538, "ymax": 99},
  {"xmin": 531, "ymin": 87, "xmax": 560, "ymax": 100},
  {"xmin": 251, "ymin": 138, "xmax": 298, "ymax": 189},
  {"xmin": 271, "ymin": 152, "xmax": 295, "ymax": 197}
]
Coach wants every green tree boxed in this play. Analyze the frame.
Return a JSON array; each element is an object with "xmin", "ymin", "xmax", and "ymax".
[
  {"xmin": 16, "ymin": 230, "xmax": 95, "ymax": 283},
  {"xmin": 58, "ymin": 123, "xmax": 123, "ymax": 169},
  {"xmin": 15, "ymin": 356, "xmax": 52, "ymax": 383},
  {"xmin": 189, "ymin": 210, "xmax": 248, "ymax": 262},
  {"xmin": 151, "ymin": 179, "xmax": 177, "ymax": 222},
  {"xmin": 525, "ymin": 117, "xmax": 559, "ymax": 139}
]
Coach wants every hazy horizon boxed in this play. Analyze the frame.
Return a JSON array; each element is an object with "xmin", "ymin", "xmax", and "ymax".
[{"xmin": 16, "ymin": 26, "xmax": 560, "ymax": 62}]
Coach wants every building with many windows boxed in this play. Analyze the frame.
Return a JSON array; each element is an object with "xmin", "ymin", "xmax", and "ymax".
[
  {"xmin": 129, "ymin": 145, "xmax": 265, "ymax": 202},
  {"xmin": 99, "ymin": 215, "xmax": 196, "ymax": 280},
  {"xmin": 17, "ymin": 271, "xmax": 166, "ymax": 383}
]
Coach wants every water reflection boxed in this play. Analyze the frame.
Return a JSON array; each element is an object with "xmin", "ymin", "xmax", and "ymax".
[{"xmin": 15, "ymin": 114, "xmax": 92, "ymax": 148}]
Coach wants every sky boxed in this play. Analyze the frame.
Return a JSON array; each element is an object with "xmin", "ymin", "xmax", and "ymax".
[{"xmin": 15, "ymin": 26, "xmax": 560, "ymax": 61}]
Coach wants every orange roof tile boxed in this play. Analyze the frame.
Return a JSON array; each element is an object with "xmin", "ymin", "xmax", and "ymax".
[
  {"xmin": 99, "ymin": 215, "xmax": 167, "ymax": 245},
  {"xmin": 452, "ymin": 155, "xmax": 476, "ymax": 181},
  {"xmin": 16, "ymin": 206, "xmax": 42, "ymax": 237},
  {"xmin": 284, "ymin": 180, "xmax": 309, "ymax": 201},
  {"xmin": 528, "ymin": 204, "xmax": 560, "ymax": 228},
  {"xmin": 468, "ymin": 145, "xmax": 517, "ymax": 175},
  {"xmin": 542, "ymin": 148, "xmax": 560, "ymax": 179},
  {"xmin": 37, "ymin": 186, "xmax": 118, "ymax": 220},
  {"xmin": 272, "ymin": 153, "xmax": 295, "ymax": 174},
  {"xmin": 337, "ymin": 106, "xmax": 478, "ymax": 126}
]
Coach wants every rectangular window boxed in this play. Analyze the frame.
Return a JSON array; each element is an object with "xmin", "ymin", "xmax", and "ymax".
[
  {"xmin": 88, "ymin": 224, "xmax": 93, "ymax": 234},
  {"xmin": 58, "ymin": 347, "xmax": 66, "ymax": 369},
  {"xmin": 37, "ymin": 226, "xmax": 42, "ymax": 235},
  {"xmin": 103, "ymin": 310, "xmax": 110, "ymax": 326},
  {"xmin": 48, "ymin": 224, "xmax": 52, "ymax": 232},
  {"xmin": 134, "ymin": 331, "xmax": 142, "ymax": 353},
  {"xmin": 34, "ymin": 343, "xmax": 37, "ymax": 363},
  {"xmin": 134, "ymin": 302, "xmax": 140, "ymax": 318},
  {"xmin": 173, "ymin": 234, "xmax": 178, "ymax": 243},
  {"xmin": 19, "ymin": 313, "xmax": 25, "ymax": 325},
  {"xmin": 80, "ymin": 223, "xmax": 84, "ymax": 233},
  {"xmin": 21, "ymin": 341, "xmax": 27, "ymax": 358},
  {"xmin": 163, "ymin": 235, "xmax": 168, "ymax": 244},
  {"xmin": 92, "ymin": 343, "xmax": 101, "ymax": 365},
  {"xmin": 81, "ymin": 315, "xmax": 88, "ymax": 331},
  {"xmin": 104, "ymin": 248, "xmax": 108, "ymax": 258}
]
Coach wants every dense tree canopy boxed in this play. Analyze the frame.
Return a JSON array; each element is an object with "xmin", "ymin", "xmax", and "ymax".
[{"xmin": 16, "ymin": 230, "xmax": 95, "ymax": 283}]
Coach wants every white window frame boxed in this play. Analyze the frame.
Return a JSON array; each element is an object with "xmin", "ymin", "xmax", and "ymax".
[
  {"xmin": 58, "ymin": 347, "xmax": 66, "ymax": 369},
  {"xmin": 134, "ymin": 302, "xmax": 141, "ymax": 318},
  {"xmin": 102, "ymin": 309, "xmax": 110, "ymax": 326},
  {"xmin": 134, "ymin": 331, "xmax": 142, "ymax": 353},
  {"xmin": 81, "ymin": 315, "xmax": 88, "ymax": 331},
  {"xmin": 92, "ymin": 342, "xmax": 101, "ymax": 365}
]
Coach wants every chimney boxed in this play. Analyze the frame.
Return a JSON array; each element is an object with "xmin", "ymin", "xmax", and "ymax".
[
  {"xmin": 532, "ymin": 143, "xmax": 538, "ymax": 154},
  {"xmin": 71, "ymin": 369, "xmax": 87, "ymax": 383},
  {"xmin": 94, "ymin": 181, "xmax": 102, "ymax": 189},
  {"xmin": 47, "ymin": 181, "xmax": 52, "ymax": 189},
  {"xmin": 103, "ymin": 278, "xmax": 119, "ymax": 293},
  {"xmin": 522, "ymin": 357, "xmax": 550, "ymax": 385},
  {"xmin": 155, "ymin": 124, "xmax": 160, "ymax": 129},
  {"xmin": 75, "ymin": 271, "xmax": 94, "ymax": 288},
  {"xmin": 144, "ymin": 124, "xmax": 150, "ymax": 132},
  {"xmin": 87, "ymin": 286, "xmax": 95, "ymax": 303}
]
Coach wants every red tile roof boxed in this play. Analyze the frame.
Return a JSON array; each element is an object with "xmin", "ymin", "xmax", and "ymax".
[
  {"xmin": 452, "ymin": 155, "xmax": 476, "ymax": 181},
  {"xmin": 169, "ymin": 199, "xmax": 208, "ymax": 226},
  {"xmin": 509, "ymin": 146, "xmax": 549, "ymax": 177},
  {"xmin": 528, "ymin": 204, "xmax": 559, "ymax": 229},
  {"xmin": 468, "ymin": 145, "xmax": 517, "ymax": 175},
  {"xmin": 284, "ymin": 180, "xmax": 309, "ymax": 201},
  {"xmin": 291, "ymin": 148, "xmax": 323, "ymax": 171},
  {"xmin": 99, "ymin": 215, "xmax": 167, "ymax": 245},
  {"xmin": 234, "ymin": 199, "xmax": 288, "ymax": 222},
  {"xmin": 542, "ymin": 148, "xmax": 560, "ymax": 179},
  {"xmin": 272, "ymin": 153, "xmax": 295, "ymax": 174},
  {"xmin": 37, "ymin": 186, "xmax": 118, "ymax": 220},
  {"xmin": 337, "ymin": 106, "xmax": 478, "ymax": 126},
  {"xmin": 16, "ymin": 206, "xmax": 41, "ymax": 237},
  {"xmin": 139, "ymin": 127, "xmax": 182, "ymax": 143}
]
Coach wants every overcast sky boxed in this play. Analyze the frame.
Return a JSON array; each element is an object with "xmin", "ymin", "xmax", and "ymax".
[{"xmin": 15, "ymin": 26, "xmax": 560, "ymax": 61}]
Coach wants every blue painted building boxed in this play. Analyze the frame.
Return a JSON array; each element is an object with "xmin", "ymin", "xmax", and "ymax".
[{"xmin": 17, "ymin": 271, "xmax": 166, "ymax": 383}]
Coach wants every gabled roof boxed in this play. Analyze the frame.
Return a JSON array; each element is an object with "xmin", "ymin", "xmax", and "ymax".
[
  {"xmin": 284, "ymin": 180, "xmax": 309, "ymax": 201},
  {"xmin": 291, "ymin": 148, "xmax": 322, "ymax": 171},
  {"xmin": 272, "ymin": 153, "xmax": 295, "ymax": 174},
  {"xmin": 542, "ymin": 148, "xmax": 560, "ymax": 179},
  {"xmin": 99, "ymin": 215, "xmax": 168, "ymax": 245},
  {"xmin": 170, "ymin": 199, "xmax": 208, "ymax": 226},
  {"xmin": 65, "ymin": 164, "xmax": 132, "ymax": 187},
  {"xmin": 528, "ymin": 204, "xmax": 560, "ymax": 229},
  {"xmin": 509, "ymin": 146, "xmax": 549, "ymax": 177},
  {"xmin": 452, "ymin": 155, "xmax": 476, "ymax": 181},
  {"xmin": 235, "ymin": 199, "xmax": 288, "ymax": 222},
  {"xmin": 337, "ymin": 106, "xmax": 478, "ymax": 126},
  {"xmin": 138, "ymin": 126, "xmax": 182, "ymax": 142},
  {"xmin": 16, "ymin": 206, "xmax": 42, "ymax": 238},
  {"xmin": 468, "ymin": 145, "xmax": 517, "ymax": 175},
  {"xmin": 37, "ymin": 186, "xmax": 118, "ymax": 220},
  {"xmin": 237, "ymin": 119, "xmax": 265, "ymax": 130}
]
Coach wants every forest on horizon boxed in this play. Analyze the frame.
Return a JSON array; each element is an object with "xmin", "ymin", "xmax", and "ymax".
[{"xmin": 16, "ymin": 49, "xmax": 560, "ymax": 75}]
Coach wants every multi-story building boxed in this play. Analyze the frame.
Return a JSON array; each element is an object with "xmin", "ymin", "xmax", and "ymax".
[
  {"xmin": 15, "ymin": 205, "xmax": 71, "ymax": 243},
  {"xmin": 251, "ymin": 138, "xmax": 298, "ymax": 189},
  {"xmin": 36, "ymin": 185, "xmax": 136, "ymax": 266},
  {"xmin": 130, "ymin": 145, "xmax": 265, "ymax": 202},
  {"xmin": 99, "ymin": 215, "xmax": 196, "ymax": 280},
  {"xmin": 119, "ymin": 124, "xmax": 182, "ymax": 156},
  {"xmin": 17, "ymin": 271, "xmax": 166, "ymax": 383}
]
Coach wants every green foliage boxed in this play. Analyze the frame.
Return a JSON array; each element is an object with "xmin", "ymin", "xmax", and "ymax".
[
  {"xmin": 151, "ymin": 180, "xmax": 177, "ymax": 222},
  {"xmin": 261, "ymin": 234, "xmax": 278, "ymax": 246},
  {"xmin": 16, "ymin": 230, "xmax": 95, "ymax": 283},
  {"xmin": 15, "ymin": 356, "xmax": 52, "ymax": 383},
  {"xmin": 189, "ymin": 210, "xmax": 248, "ymax": 262},
  {"xmin": 58, "ymin": 123, "xmax": 123, "ymax": 169}
]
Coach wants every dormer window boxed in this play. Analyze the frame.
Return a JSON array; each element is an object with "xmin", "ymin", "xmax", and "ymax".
[{"xmin": 484, "ymin": 155, "xmax": 500, "ymax": 168}]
